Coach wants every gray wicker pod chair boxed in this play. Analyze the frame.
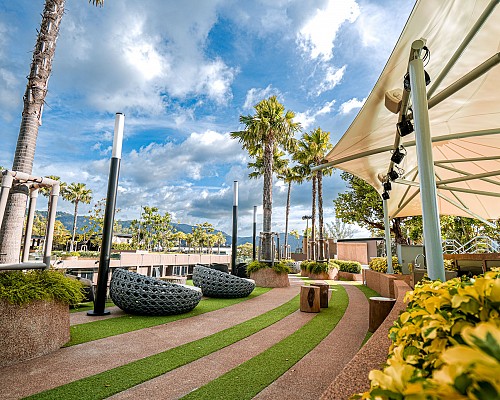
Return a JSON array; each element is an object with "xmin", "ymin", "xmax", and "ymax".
[
  {"xmin": 110, "ymin": 268, "xmax": 202, "ymax": 316},
  {"xmin": 192, "ymin": 265, "xmax": 255, "ymax": 298}
]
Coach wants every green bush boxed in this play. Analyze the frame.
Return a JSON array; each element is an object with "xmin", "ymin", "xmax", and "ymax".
[
  {"xmin": 355, "ymin": 268, "xmax": 500, "ymax": 399},
  {"xmin": 0, "ymin": 269, "xmax": 85, "ymax": 306},
  {"xmin": 78, "ymin": 251, "xmax": 100, "ymax": 258},
  {"xmin": 247, "ymin": 260, "xmax": 291, "ymax": 275},
  {"xmin": 335, "ymin": 259, "xmax": 362, "ymax": 274},
  {"xmin": 300, "ymin": 260, "xmax": 339, "ymax": 274},
  {"xmin": 112, "ymin": 243, "xmax": 134, "ymax": 250},
  {"xmin": 369, "ymin": 256, "xmax": 402, "ymax": 274}
]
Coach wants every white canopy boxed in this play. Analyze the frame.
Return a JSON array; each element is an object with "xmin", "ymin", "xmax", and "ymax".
[{"xmin": 324, "ymin": 0, "xmax": 500, "ymax": 223}]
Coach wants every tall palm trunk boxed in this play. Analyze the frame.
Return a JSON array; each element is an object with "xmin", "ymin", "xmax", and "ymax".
[
  {"xmin": 317, "ymin": 170, "xmax": 325, "ymax": 261},
  {"xmin": 261, "ymin": 139, "xmax": 274, "ymax": 261},
  {"xmin": 0, "ymin": 0, "xmax": 65, "ymax": 263},
  {"xmin": 311, "ymin": 174, "xmax": 317, "ymax": 261},
  {"xmin": 284, "ymin": 180, "xmax": 292, "ymax": 256},
  {"xmin": 70, "ymin": 201, "xmax": 79, "ymax": 252}
]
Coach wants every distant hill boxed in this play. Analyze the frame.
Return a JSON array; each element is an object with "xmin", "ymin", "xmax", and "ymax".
[{"xmin": 37, "ymin": 211, "xmax": 303, "ymax": 250}]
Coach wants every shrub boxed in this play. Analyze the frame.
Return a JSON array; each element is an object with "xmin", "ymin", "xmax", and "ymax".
[
  {"xmin": 354, "ymin": 268, "xmax": 500, "ymax": 399},
  {"xmin": 112, "ymin": 243, "xmax": 134, "ymax": 250},
  {"xmin": 300, "ymin": 260, "xmax": 339, "ymax": 274},
  {"xmin": 335, "ymin": 259, "xmax": 362, "ymax": 274},
  {"xmin": 0, "ymin": 269, "xmax": 85, "ymax": 306},
  {"xmin": 444, "ymin": 258, "xmax": 458, "ymax": 272},
  {"xmin": 78, "ymin": 251, "xmax": 100, "ymax": 258},
  {"xmin": 369, "ymin": 256, "xmax": 402, "ymax": 274},
  {"xmin": 247, "ymin": 260, "xmax": 291, "ymax": 275}
]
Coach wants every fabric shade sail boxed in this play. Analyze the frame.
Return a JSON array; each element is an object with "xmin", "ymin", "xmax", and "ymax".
[{"xmin": 323, "ymin": 0, "xmax": 500, "ymax": 223}]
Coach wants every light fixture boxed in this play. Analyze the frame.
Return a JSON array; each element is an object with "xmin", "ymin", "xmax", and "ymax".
[
  {"xmin": 388, "ymin": 169, "xmax": 400, "ymax": 181},
  {"xmin": 383, "ymin": 181, "xmax": 392, "ymax": 192},
  {"xmin": 391, "ymin": 146, "xmax": 406, "ymax": 164},
  {"xmin": 382, "ymin": 191, "xmax": 390, "ymax": 200},
  {"xmin": 397, "ymin": 118, "xmax": 414, "ymax": 137},
  {"xmin": 403, "ymin": 70, "xmax": 431, "ymax": 91}
]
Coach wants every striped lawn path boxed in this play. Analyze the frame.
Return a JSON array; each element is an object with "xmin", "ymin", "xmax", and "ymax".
[
  {"xmin": 254, "ymin": 283, "xmax": 369, "ymax": 399},
  {"xmin": 109, "ymin": 308, "xmax": 317, "ymax": 399},
  {"xmin": 0, "ymin": 284, "xmax": 300, "ymax": 400},
  {"xmin": 181, "ymin": 284, "xmax": 350, "ymax": 400}
]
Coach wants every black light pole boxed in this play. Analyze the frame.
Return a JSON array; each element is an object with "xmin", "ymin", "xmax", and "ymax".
[
  {"xmin": 252, "ymin": 205, "xmax": 257, "ymax": 260},
  {"xmin": 231, "ymin": 181, "xmax": 238, "ymax": 275},
  {"xmin": 88, "ymin": 113, "xmax": 124, "ymax": 316}
]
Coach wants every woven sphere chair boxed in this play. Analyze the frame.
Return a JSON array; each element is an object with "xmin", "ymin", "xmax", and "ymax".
[
  {"xmin": 192, "ymin": 265, "xmax": 255, "ymax": 298},
  {"xmin": 110, "ymin": 268, "xmax": 202, "ymax": 316}
]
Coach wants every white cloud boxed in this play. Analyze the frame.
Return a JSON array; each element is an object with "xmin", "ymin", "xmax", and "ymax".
[
  {"xmin": 316, "ymin": 65, "xmax": 346, "ymax": 96},
  {"xmin": 243, "ymin": 85, "xmax": 281, "ymax": 109},
  {"xmin": 297, "ymin": 0, "xmax": 360, "ymax": 61},
  {"xmin": 339, "ymin": 97, "xmax": 366, "ymax": 114},
  {"xmin": 295, "ymin": 100, "xmax": 336, "ymax": 130}
]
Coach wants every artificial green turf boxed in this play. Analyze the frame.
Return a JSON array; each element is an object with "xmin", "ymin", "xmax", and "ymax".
[
  {"xmin": 25, "ymin": 294, "xmax": 300, "ymax": 400},
  {"xmin": 66, "ymin": 287, "xmax": 271, "ymax": 346},
  {"xmin": 361, "ymin": 331, "xmax": 373, "ymax": 347},
  {"xmin": 182, "ymin": 284, "xmax": 349, "ymax": 400},
  {"xmin": 352, "ymin": 282, "xmax": 379, "ymax": 299}
]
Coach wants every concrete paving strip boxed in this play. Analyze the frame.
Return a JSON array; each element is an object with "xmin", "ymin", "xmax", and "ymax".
[
  {"xmin": 253, "ymin": 284, "xmax": 369, "ymax": 400},
  {"xmin": 0, "ymin": 283, "xmax": 301, "ymax": 400}
]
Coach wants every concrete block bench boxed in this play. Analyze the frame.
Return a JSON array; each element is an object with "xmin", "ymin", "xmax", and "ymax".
[{"xmin": 110, "ymin": 268, "xmax": 202, "ymax": 316}]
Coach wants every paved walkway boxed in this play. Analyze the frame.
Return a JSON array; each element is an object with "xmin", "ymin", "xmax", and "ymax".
[
  {"xmin": 0, "ymin": 284, "xmax": 300, "ymax": 399},
  {"xmin": 0, "ymin": 278, "xmax": 370, "ymax": 400}
]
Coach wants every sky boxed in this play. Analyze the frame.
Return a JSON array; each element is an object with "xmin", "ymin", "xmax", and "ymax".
[{"xmin": 0, "ymin": 0, "xmax": 414, "ymax": 237}]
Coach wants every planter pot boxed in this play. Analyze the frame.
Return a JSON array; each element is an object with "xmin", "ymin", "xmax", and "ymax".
[
  {"xmin": 0, "ymin": 300, "xmax": 69, "ymax": 367},
  {"xmin": 250, "ymin": 268, "xmax": 290, "ymax": 288},
  {"xmin": 309, "ymin": 268, "xmax": 339, "ymax": 281},
  {"xmin": 300, "ymin": 269, "xmax": 309, "ymax": 277}
]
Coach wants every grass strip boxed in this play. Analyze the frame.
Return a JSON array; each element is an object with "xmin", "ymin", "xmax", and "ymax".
[
  {"xmin": 182, "ymin": 284, "xmax": 349, "ymax": 400},
  {"xmin": 25, "ymin": 294, "xmax": 300, "ymax": 400},
  {"xmin": 66, "ymin": 287, "xmax": 270, "ymax": 346}
]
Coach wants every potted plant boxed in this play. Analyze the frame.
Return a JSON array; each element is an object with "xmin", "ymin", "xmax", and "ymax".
[
  {"xmin": 0, "ymin": 269, "xmax": 84, "ymax": 367},
  {"xmin": 247, "ymin": 260, "xmax": 291, "ymax": 287}
]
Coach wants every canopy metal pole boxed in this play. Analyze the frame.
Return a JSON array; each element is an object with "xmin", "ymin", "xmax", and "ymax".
[
  {"xmin": 382, "ymin": 199, "xmax": 393, "ymax": 274},
  {"xmin": 22, "ymin": 188, "xmax": 39, "ymax": 262},
  {"xmin": 43, "ymin": 184, "xmax": 60, "ymax": 268},
  {"xmin": 409, "ymin": 43, "xmax": 445, "ymax": 281}
]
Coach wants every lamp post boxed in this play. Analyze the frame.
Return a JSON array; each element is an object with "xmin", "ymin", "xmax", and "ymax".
[
  {"xmin": 302, "ymin": 215, "xmax": 312, "ymax": 260},
  {"xmin": 252, "ymin": 205, "xmax": 257, "ymax": 260},
  {"xmin": 88, "ymin": 113, "xmax": 124, "ymax": 316},
  {"xmin": 231, "ymin": 181, "xmax": 238, "ymax": 275}
]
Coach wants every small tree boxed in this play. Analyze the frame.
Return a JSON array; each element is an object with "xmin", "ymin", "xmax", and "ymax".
[{"xmin": 63, "ymin": 182, "xmax": 92, "ymax": 251}]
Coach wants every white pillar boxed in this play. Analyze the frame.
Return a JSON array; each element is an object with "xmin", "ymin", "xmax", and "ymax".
[
  {"xmin": 383, "ymin": 199, "xmax": 393, "ymax": 273},
  {"xmin": 409, "ymin": 49, "xmax": 445, "ymax": 281}
]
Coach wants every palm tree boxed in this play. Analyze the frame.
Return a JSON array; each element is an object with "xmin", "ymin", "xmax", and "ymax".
[
  {"xmin": 295, "ymin": 128, "xmax": 333, "ymax": 261},
  {"xmin": 279, "ymin": 165, "xmax": 303, "ymax": 256},
  {"xmin": 64, "ymin": 182, "xmax": 92, "ymax": 252},
  {"xmin": 0, "ymin": 0, "xmax": 104, "ymax": 263},
  {"xmin": 231, "ymin": 96, "xmax": 300, "ymax": 262}
]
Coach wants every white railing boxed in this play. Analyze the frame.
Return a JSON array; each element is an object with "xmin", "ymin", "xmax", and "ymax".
[{"xmin": 443, "ymin": 236, "xmax": 500, "ymax": 254}]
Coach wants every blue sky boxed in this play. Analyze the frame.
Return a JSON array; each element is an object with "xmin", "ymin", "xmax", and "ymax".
[{"xmin": 0, "ymin": 0, "xmax": 414, "ymax": 236}]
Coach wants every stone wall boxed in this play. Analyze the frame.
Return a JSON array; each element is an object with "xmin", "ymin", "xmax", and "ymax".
[{"xmin": 0, "ymin": 300, "xmax": 69, "ymax": 367}]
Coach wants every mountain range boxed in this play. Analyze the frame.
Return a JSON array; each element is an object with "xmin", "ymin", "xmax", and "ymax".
[{"xmin": 39, "ymin": 211, "xmax": 304, "ymax": 251}]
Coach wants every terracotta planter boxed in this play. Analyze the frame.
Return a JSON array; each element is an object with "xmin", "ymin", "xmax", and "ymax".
[
  {"xmin": 250, "ymin": 268, "xmax": 290, "ymax": 287},
  {"xmin": 0, "ymin": 300, "xmax": 69, "ymax": 367},
  {"xmin": 309, "ymin": 268, "xmax": 339, "ymax": 281},
  {"xmin": 338, "ymin": 271, "xmax": 363, "ymax": 281}
]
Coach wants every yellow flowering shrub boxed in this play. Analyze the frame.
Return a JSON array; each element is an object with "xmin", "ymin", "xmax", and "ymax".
[
  {"xmin": 354, "ymin": 269, "xmax": 500, "ymax": 400},
  {"xmin": 369, "ymin": 257, "xmax": 402, "ymax": 274}
]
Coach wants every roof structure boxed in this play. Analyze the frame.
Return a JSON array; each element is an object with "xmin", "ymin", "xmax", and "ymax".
[{"xmin": 323, "ymin": 0, "xmax": 500, "ymax": 224}]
